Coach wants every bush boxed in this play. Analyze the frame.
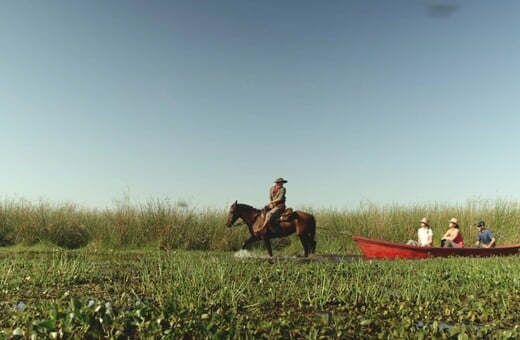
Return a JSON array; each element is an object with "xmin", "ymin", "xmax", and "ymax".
[{"xmin": 47, "ymin": 220, "xmax": 90, "ymax": 249}]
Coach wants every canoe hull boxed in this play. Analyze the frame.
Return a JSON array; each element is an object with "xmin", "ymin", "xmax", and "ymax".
[{"xmin": 352, "ymin": 235, "xmax": 520, "ymax": 260}]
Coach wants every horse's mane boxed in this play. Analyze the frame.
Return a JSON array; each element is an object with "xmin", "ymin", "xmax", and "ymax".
[{"xmin": 237, "ymin": 203, "xmax": 260, "ymax": 211}]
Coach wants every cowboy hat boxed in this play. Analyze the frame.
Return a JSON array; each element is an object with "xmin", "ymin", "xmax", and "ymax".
[
  {"xmin": 274, "ymin": 177, "xmax": 288, "ymax": 183},
  {"xmin": 449, "ymin": 218, "xmax": 459, "ymax": 225},
  {"xmin": 420, "ymin": 217, "xmax": 430, "ymax": 226}
]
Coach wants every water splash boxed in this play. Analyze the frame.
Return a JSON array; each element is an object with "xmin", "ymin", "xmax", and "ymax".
[{"xmin": 234, "ymin": 249, "xmax": 253, "ymax": 258}]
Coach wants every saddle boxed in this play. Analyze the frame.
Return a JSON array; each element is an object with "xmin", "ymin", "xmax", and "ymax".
[
  {"xmin": 279, "ymin": 208, "xmax": 296, "ymax": 222},
  {"xmin": 261, "ymin": 207, "xmax": 295, "ymax": 221},
  {"xmin": 256, "ymin": 207, "xmax": 297, "ymax": 236}
]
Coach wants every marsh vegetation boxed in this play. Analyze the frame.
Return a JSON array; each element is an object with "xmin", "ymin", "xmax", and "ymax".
[{"xmin": 1, "ymin": 197, "xmax": 520, "ymax": 338}]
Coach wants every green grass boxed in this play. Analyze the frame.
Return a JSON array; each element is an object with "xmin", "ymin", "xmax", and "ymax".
[
  {"xmin": 1, "ymin": 249, "xmax": 520, "ymax": 338},
  {"xmin": 2, "ymin": 196, "xmax": 520, "ymax": 337}
]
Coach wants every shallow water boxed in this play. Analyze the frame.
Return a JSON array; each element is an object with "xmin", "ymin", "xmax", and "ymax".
[{"xmin": 233, "ymin": 250, "xmax": 362, "ymax": 263}]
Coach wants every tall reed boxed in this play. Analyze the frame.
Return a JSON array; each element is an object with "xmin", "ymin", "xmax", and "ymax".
[{"xmin": 0, "ymin": 197, "xmax": 519, "ymax": 252}]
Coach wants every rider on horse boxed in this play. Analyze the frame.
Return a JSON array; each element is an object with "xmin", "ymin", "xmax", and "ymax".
[{"xmin": 255, "ymin": 177, "xmax": 287, "ymax": 236}]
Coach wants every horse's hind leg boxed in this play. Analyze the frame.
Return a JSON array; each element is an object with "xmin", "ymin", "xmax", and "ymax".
[
  {"xmin": 309, "ymin": 232, "xmax": 316, "ymax": 254},
  {"xmin": 298, "ymin": 234, "xmax": 310, "ymax": 257},
  {"xmin": 263, "ymin": 238, "xmax": 274, "ymax": 257}
]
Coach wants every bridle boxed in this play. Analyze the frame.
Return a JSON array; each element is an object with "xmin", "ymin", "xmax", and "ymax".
[{"xmin": 227, "ymin": 204, "xmax": 261, "ymax": 227}]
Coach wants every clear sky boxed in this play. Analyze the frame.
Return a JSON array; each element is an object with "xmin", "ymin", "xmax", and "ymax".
[{"xmin": 2, "ymin": 1, "xmax": 520, "ymax": 210}]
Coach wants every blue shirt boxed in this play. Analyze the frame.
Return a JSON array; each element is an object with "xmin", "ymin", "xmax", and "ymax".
[{"xmin": 478, "ymin": 229, "xmax": 495, "ymax": 245}]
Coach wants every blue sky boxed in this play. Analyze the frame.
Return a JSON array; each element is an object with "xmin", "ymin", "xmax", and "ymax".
[{"xmin": 2, "ymin": 1, "xmax": 520, "ymax": 210}]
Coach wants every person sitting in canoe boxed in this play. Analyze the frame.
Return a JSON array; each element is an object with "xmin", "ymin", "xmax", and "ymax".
[
  {"xmin": 441, "ymin": 218, "xmax": 464, "ymax": 247},
  {"xmin": 406, "ymin": 217, "xmax": 433, "ymax": 246},
  {"xmin": 474, "ymin": 220, "xmax": 496, "ymax": 248}
]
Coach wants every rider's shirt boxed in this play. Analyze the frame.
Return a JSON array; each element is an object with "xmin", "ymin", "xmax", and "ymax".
[{"xmin": 270, "ymin": 186, "xmax": 286, "ymax": 205}]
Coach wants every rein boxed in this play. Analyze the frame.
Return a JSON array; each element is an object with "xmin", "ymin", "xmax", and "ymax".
[{"xmin": 233, "ymin": 207, "xmax": 261, "ymax": 228}]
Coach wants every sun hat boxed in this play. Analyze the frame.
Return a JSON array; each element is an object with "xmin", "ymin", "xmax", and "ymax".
[
  {"xmin": 474, "ymin": 220, "xmax": 485, "ymax": 227},
  {"xmin": 274, "ymin": 177, "xmax": 288, "ymax": 183},
  {"xmin": 420, "ymin": 217, "xmax": 430, "ymax": 226},
  {"xmin": 449, "ymin": 218, "xmax": 459, "ymax": 226}
]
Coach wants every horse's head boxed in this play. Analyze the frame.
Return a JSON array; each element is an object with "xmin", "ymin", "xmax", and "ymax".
[{"xmin": 225, "ymin": 200, "xmax": 240, "ymax": 227}]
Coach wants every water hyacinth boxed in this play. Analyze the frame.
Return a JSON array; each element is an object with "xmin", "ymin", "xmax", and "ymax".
[
  {"xmin": 1, "ymin": 197, "xmax": 520, "ymax": 337},
  {"xmin": 16, "ymin": 301, "xmax": 26, "ymax": 311},
  {"xmin": 0, "ymin": 250, "xmax": 520, "ymax": 338},
  {"xmin": 7, "ymin": 301, "xmax": 26, "ymax": 312}
]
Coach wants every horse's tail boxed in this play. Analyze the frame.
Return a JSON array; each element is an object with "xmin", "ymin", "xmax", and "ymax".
[{"xmin": 309, "ymin": 214, "xmax": 317, "ymax": 254}]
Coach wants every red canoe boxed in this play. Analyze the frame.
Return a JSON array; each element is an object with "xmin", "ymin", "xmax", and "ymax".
[{"xmin": 352, "ymin": 235, "xmax": 520, "ymax": 260}]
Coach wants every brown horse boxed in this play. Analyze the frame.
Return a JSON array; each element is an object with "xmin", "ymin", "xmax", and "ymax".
[{"xmin": 225, "ymin": 201, "xmax": 316, "ymax": 257}]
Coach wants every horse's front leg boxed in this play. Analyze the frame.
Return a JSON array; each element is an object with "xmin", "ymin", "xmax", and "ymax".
[
  {"xmin": 263, "ymin": 237, "xmax": 273, "ymax": 257},
  {"xmin": 242, "ymin": 235, "xmax": 259, "ymax": 249}
]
